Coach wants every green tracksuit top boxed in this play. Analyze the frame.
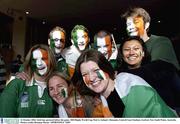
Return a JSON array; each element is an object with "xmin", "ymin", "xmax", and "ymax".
[{"xmin": 0, "ymin": 78, "xmax": 54, "ymax": 117}]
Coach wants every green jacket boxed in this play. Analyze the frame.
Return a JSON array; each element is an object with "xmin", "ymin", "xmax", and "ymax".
[
  {"xmin": 0, "ymin": 78, "xmax": 54, "ymax": 117},
  {"xmin": 145, "ymin": 35, "xmax": 180, "ymax": 70}
]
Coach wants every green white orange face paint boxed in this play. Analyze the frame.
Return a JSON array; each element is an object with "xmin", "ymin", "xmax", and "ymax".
[
  {"xmin": 50, "ymin": 31, "xmax": 65, "ymax": 54},
  {"xmin": 82, "ymin": 69, "xmax": 108, "ymax": 86},
  {"xmin": 96, "ymin": 36, "xmax": 112, "ymax": 59},
  {"xmin": 75, "ymin": 30, "xmax": 89, "ymax": 51},
  {"xmin": 31, "ymin": 49, "xmax": 48, "ymax": 76},
  {"xmin": 126, "ymin": 17, "xmax": 145, "ymax": 37}
]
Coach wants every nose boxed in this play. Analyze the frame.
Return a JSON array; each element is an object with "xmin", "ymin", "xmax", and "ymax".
[
  {"xmin": 89, "ymin": 71, "xmax": 96, "ymax": 82},
  {"xmin": 79, "ymin": 38, "xmax": 85, "ymax": 43},
  {"xmin": 129, "ymin": 49, "xmax": 135, "ymax": 55},
  {"xmin": 53, "ymin": 87, "xmax": 59, "ymax": 95},
  {"xmin": 36, "ymin": 59, "xmax": 43, "ymax": 66}
]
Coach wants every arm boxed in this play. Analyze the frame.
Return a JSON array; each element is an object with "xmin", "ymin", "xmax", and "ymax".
[{"xmin": 0, "ymin": 79, "xmax": 25, "ymax": 117}]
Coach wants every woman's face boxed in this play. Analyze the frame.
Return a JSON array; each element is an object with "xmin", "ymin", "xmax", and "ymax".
[
  {"xmin": 48, "ymin": 75, "xmax": 68, "ymax": 105},
  {"xmin": 80, "ymin": 60, "xmax": 109, "ymax": 93},
  {"xmin": 122, "ymin": 40, "xmax": 144, "ymax": 69},
  {"xmin": 31, "ymin": 48, "xmax": 49, "ymax": 76}
]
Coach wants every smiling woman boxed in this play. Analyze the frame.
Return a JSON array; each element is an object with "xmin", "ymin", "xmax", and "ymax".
[
  {"xmin": 0, "ymin": 44, "xmax": 57, "ymax": 117},
  {"xmin": 72, "ymin": 49, "xmax": 178, "ymax": 117}
]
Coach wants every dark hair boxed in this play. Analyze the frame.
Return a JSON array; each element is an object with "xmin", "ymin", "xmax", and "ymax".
[
  {"xmin": 122, "ymin": 7, "xmax": 151, "ymax": 32},
  {"xmin": 71, "ymin": 49, "xmax": 115, "ymax": 96},
  {"xmin": 117, "ymin": 36, "xmax": 151, "ymax": 72},
  {"xmin": 93, "ymin": 30, "xmax": 113, "ymax": 49}
]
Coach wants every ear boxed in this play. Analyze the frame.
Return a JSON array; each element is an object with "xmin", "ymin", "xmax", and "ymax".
[
  {"xmin": 142, "ymin": 51, "xmax": 145, "ymax": 57},
  {"xmin": 71, "ymin": 39, "xmax": 74, "ymax": 45},
  {"xmin": 48, "ymin": 39, "xmax": 50, "ymax": 45},
  {"xmin": 145, "ymin": 22, "xmax": 150, "ymax": 30}
]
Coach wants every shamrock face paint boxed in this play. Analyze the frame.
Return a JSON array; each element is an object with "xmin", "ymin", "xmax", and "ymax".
[
  {"xmin": 96, "ymin": 36, "xmax": 112, "ymax": 59},
  {"xmin": 74, "ymin": 30, "xmax": 89, "ymax": 51},
  {"xmin": 122, "ymin": 40, "xmax": 144, "ymax": 69},
  {"xmin": 31, "ymin": 49, "xmax": 48, "ymax": 76},
  {"xmin": 50, "ymin": 30, "xmax": 65, "ymax": 54},
  {"xmin": 48, "ymin": 75, "xmax": 69, "ymax": 105},
  {"xmin": 126, "ymin": 17, "xmax": 145, "ymax": 37}
]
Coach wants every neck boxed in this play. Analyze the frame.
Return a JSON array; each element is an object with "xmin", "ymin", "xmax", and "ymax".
[
  {"xmin": 34, "ymin": 73, "xmax": 46, "ymax": 82},
  {"xmin": 140, "ymin": 32, "xmax": 149, "ymax": 42},
  {"xmin": 102, "ymin": 79, "xmax": 115, "ymax": 98}
]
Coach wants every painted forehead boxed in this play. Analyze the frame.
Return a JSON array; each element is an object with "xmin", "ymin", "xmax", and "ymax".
[
  {"xmin": 96, "ymin": 36, "xmax": 111, "ymax": 46},
  {"xmin": 32, "ymin": 48, "xmax": 48, "ymax": 59},
  {"xmin": 52, "ymin": 30, "xmax": 65, "ymax": 39},
  {"xmin": 76, "ymin": 30, "xmax": 88, "ymax": 37},
  {"xmin": 127, "ymin": 16, "xmax": 144, "ymax": 23}
]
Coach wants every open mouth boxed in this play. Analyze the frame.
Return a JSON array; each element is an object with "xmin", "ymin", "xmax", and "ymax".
[{"xmin": 38, "ymin": 66, "xmax": 46, "ymax": 70}]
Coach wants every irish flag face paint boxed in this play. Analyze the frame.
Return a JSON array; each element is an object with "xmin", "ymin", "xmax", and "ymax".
[
  {"xmin": 80, "ymin": 61, "xmax": 110, "ymax": 93},
  {"xmin": 96, "ymin": 36, "xmax": 112, "ymax": 59},
  {"xmin": 50, "ymin": 30, "xmax": 65, "ymax": 54},
  {"xmin": 31, "ymin": 49, "xmax": 48, "ymax": 76},
  {"xmin": 126, "ymin": 17, "xmax": 145, "ymax": 37},
  {"xmin": 82, "ymin": 69, "xmax": 108, "ymax": 86},
  {"xmin": 74, "ymin": 30, "xmax": 89, "ymax": 51}
]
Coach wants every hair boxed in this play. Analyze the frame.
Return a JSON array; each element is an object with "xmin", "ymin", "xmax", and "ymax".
[
  {"xmin": 71, "ymin": 25, "xmax": 89, "ymax": 40},
  {"xmin": 71, "ymin": 25, "xmax": 90, "ymax": 49},
  {"xmin": 93, "ymin": 30, "xmax": 113, "ymax": 49},
  {"xmin": 46, "ymin": 71, "xmax": 71, "ymax": 86},
  {"xmin": 117, "ymin": 36, "xmax": 151, "ymax": 72},
  {"xmin": 48, "ymin": 26, "xmax": 66, "ymax": 40},
  {"xmin": 122, "ymin": 7, "xmax": 151, "ymax": 32},
  {"xmin": 71, "ymin": 49, "xmax": 115, "ymax": 96},
  {"xmin": 23, "ymin": 44, "xmax": 56, "ymax": 81}
]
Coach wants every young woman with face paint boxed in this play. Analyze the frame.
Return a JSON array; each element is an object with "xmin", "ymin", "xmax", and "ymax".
[
  {"xmin": 72, "ymin": 49, "xmax": 177, "ymax": 117},
  {"xmin": 118, "ymin": 36, "xmax": 180, "ymax": 115},
  {"xmin": 0, "ymin": 44, "xmax": 56, "ymax": 117},
  {"xmin": 122, "ymin": 7, "xmax": 180, "ymax": 70},
  {"xmin": 47, "ymin": 71, "xmax": 91, "ymax": 117}
]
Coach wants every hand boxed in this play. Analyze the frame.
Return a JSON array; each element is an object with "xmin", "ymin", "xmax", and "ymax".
[{"xmin": 15, "ymin": 71, "xmax": 30, "ymax": 81}]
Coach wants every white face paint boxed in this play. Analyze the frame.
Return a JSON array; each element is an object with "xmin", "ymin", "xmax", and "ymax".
[
  {"xmin": 52, "ymin": 31, "xmax": 65, "ymax": 54},
  {"xmin": 32, "ymin": 49, "xmax": 48, "ymax": 76},
  {"xmin": 76, "ymin": 30, "xmax": 88, "ymax": 51},
  {"xmin": 97, "ymin": 37, "xmax": 109, "ymax": 59},
  {"xmin": 126, "ymin": 17, "xmax": 138, "ymax": 36}
]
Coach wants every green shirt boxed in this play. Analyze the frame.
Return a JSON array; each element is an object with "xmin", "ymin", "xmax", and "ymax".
[
  {"xmin": 0, "ymin": 78, "xmax": 54, "ymax": 117},
  {"xmin": 145, "ymin": 35, "xmax": 180, "ymax": 70}
]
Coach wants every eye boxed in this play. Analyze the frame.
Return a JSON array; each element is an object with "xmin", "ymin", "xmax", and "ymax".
[
  {"xmin": 123, "ymin": 48, "xmax": 130, "ymax": 51},
  {"xmin": 134, "ymin": 47, "xmax": 140, "ymax": 51},
  {"xmin": 94, "ymin": 68, "xmax": 100, "ymax": 73}
]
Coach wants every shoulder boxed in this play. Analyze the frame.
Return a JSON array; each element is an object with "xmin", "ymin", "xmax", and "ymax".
[{"xmin": 115, "ymin": 72, "xmax": 150, "ymax": 98}]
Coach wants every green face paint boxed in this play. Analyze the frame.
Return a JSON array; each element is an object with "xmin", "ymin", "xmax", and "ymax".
[
  {"xmin": 50, "ymin": 36, "xmax": 55, "ymax": 50},
  {"xmin": 59, "ymin": 87, "xmax": 68, "ymax": 98},
  {"xmin": 96, "ymin": 70, "xmax": 107, "ymax": 80}
]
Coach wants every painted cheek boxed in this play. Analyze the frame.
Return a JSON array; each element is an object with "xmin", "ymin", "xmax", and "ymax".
[
  {"xmin": 31, "ymin": 59, "xmax": 37, "ymax": 71},
  {"xmin": 83, "ymin": 75, "xmax": 90, "ymax": 85},
  {"xmin": 40, "ymin": 49, "xmax": 49, "ymax": 65}
]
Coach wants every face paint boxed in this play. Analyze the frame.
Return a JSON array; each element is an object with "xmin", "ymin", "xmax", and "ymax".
[
  {"xmin": 96, "ymin": 36, "xmax": 112, "ymax": 59},
  {"xmin": 50, "ymin": 31, "xmax": 65, "ymax": 54},
  {"xmin": 96, "ymin": 70, "xmax": 107, "ymax": 80},
  {"xmin": 82, "ymin": 69, "xmax": 108, "ymax": 86},
  {"xmin": 59, "ymin": 87, "xmax": 68, "ymax": 98},
  {"xmin": 126, "ymin": 17, "xmax": 145, "ymax": 37},
  {"xmin": 83, "ymin": 75, "xmax": 90, "ymax": 85},
  {"xmin": 31, "ymin": 49, "xmax": 48, "ymax": 76},
  {"xmin": 74, "ymin": 30, "xmax": 89, "ymax": 51}
]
